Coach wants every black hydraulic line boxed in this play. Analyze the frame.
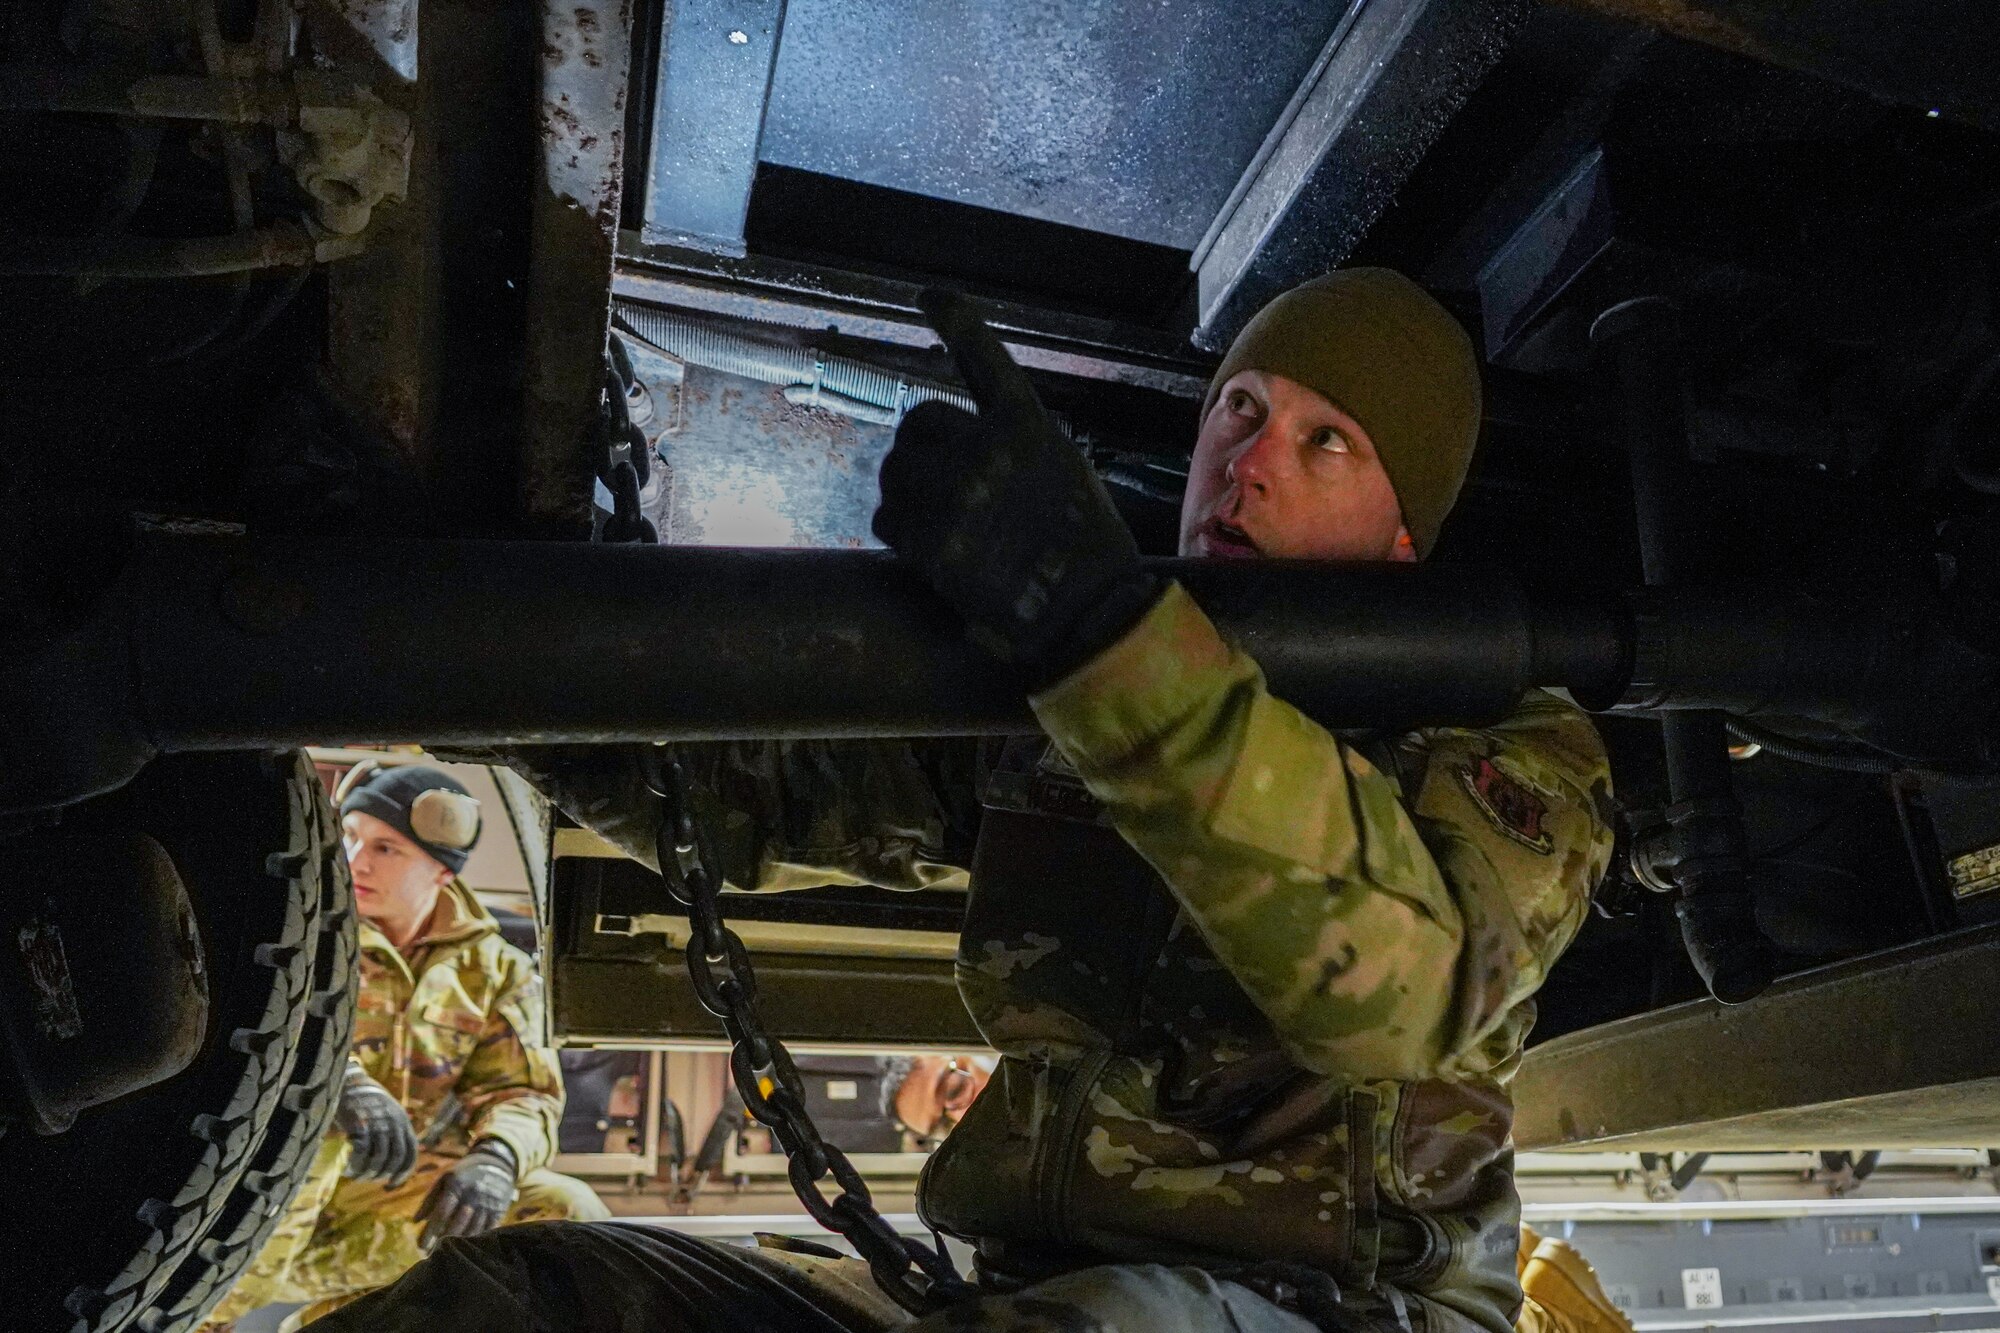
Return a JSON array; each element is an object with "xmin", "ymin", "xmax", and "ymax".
[
  {"xmin": 1594, "ymin": 297, "xmax": 1776, "ymax": 1005},
  {"xmin": 1724, "ymin": 718, "xmax": 1899, "ymax": 775}
]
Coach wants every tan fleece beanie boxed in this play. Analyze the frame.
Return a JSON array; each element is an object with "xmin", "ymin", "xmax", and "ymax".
[{"xmin": 1202, "ymin": 268, "xmax": 1482, "ymax": 558}]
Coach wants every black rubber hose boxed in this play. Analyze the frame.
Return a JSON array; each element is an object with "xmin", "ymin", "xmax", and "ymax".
[
  {"xmin": 1728, "ymin": 717, "xmax": 2000, "ymax": 785},
  {"xmin": 182, "ymin": 262, "xmax": 315, "ymax": 369},
  {"xmin": 1665, "ymin": 714, "xmax": 1774, "ymax": 1004},
  {"xmin": 692, "ymin": 1091, "xmax": 747, "ymax": 1176},
  {"xmin": 1725, "ymin": 719, "xmax": 1901, "ymax": 774},
  {"xmin": 661, "ymin": 1097, "xmax": 686, "ymax": 1170},
  {"xmin": 1818, "ymin": 1149, "xmax": 1881, "ymax": 1183},
  {"xmin": 1669, "ymin": 1152, "xmax": 1711, "ymax": 1192}
]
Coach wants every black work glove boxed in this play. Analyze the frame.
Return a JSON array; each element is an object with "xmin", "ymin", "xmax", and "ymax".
[
  {"xmin": 874, "ymin": 290, "xmax": 1162, "ymax": 690},
  {"xmin": 415, "ymin": 1140, "xmax": 519, "ymax": 1251},
  {"xmin": 335, "ymin": 1069, "xmax": 419, "ymax": 1185}
]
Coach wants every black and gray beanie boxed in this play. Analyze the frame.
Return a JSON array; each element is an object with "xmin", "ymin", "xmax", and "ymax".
[{"xmin": 338, "ymin": 763, "xmax": 482, "ymax": 874}]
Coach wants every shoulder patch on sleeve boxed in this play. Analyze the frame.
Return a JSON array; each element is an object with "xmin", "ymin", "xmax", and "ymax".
[{"xmin": 1457, "ymin": 757, "xmax": 1554, "ymax": 855}]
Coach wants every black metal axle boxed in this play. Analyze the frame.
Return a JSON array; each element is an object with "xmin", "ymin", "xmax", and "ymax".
[{"xmin": 2, "ymin": 532, "xmax": 1992, "ymax": 816}]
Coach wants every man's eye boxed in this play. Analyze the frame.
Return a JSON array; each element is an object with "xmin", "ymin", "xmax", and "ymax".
[
  {"xmin": 1311, "ymin": 426, "xmax": 1351, "ymax": 453},
  {"xmin": 1226, "ymin": 389, "xmax": 1257, "ymax": 415}
]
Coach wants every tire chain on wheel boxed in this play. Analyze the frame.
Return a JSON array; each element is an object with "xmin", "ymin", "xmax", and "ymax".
[
  {"xmin": 137, "ymin": 769, "xmax": 360, "ymax": 1333},
  {"xmin": 50, "ymin": 754, "xmax": 357, "ymax": 1333}
]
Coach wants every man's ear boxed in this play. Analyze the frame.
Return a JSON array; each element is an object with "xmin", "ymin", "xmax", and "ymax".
[{"xmin": 1391, "ymin": 526, "xmax": 1419, "ymax": 563}]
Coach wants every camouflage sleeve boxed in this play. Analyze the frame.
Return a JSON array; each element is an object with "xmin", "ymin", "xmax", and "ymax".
[
  {"xmin": 496, "ymin": 740, "xmax": 990, "ymax": 892},
  {"xmin": 1030, "ymin": 582, "xmax": 1613, "ymax": 1083},
  {"xmin": 456, "ymin": 948, "xmax": 565, "ymax": 1174},
  {"xmin": 681, "ymin": 739, "xmax": 989, "ymax": 892}
]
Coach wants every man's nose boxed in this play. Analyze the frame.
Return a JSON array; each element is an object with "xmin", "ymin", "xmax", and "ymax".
[{"xmin": 1224, "ymin": 427, "xmax": 1278, "ymax": 496}]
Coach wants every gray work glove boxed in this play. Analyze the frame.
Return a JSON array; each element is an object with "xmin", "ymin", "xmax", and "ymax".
[
  {"xmin": 874, "ymin": 290, "xmax": 1162, "ymax": 691},
  {"xmin": 415, "ymin": 1140, "xmax": 520, "ymax": 1251},
  {"xmin": 335, "ymin": 1069, "xmax": 419, "ymax": 1185}
]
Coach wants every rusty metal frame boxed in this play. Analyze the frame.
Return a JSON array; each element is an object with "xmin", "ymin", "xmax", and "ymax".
[
  {"xmin": 316, "ymin": 0, "xmax": 433, "ymax": 474},
  {"xmin": 312, "ymin": 0, "xmax": 631, "ymax": 533},
  {"xmin": 520, "ymin": 0, "xmax": 634, "ymax": 530}
]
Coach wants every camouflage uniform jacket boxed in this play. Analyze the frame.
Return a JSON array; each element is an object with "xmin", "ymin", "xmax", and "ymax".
[
  {"xmin": 349, "ymin": 879, "xmax": 564, "ymax": 1173},
  {"xmin": 510, "ymin": 582, "xmax": 1610, "ymax": 1332},
  {"xmin": 917, "ymin": 584, "xmax": 1614, "ymax": 1333}
]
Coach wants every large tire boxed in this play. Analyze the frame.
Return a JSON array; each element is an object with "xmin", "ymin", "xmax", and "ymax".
[
  {"xmin": 0, "ymin": 752, "xmax": 357, "ymax": 1333},
  {"xmin": 135, "ymin": 763, "xmax": 360, "ymax": 1333}
]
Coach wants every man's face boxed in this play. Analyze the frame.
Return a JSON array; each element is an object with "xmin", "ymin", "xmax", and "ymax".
[
  {"xmin": 893, "ymin": 1055, "xmax": 992, "ymax": 1141},
  {"xmin": 1180, "ymin": 369, "xmax": 1412, "ymax": 562},
  {"xmin": 342, "ymin": 810, "xmax": 451, "ymax": 927}
]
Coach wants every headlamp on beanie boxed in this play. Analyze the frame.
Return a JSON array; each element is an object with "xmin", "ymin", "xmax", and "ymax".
[{"xmin": 336, "ymin": 761, "xmax": 482, "ymax": 874}]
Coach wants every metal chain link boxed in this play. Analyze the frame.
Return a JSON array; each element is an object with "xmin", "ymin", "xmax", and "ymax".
[
  {"xmin": 595, "ymin": 343, "xmax": 659, "ymax": 544},
  {"xmin": 639, "ymin": 748, "xmax": 977, "ymax": 1315}
]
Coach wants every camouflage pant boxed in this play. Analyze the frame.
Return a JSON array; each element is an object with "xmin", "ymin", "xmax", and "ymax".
[
  {"xmin": 201, "ymin": 1142, "xmax": 610, "ymax": 1330},
  {"xmin": 303, "ymin": 1221, "xmax": 1335, "ymax": 1333}
]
